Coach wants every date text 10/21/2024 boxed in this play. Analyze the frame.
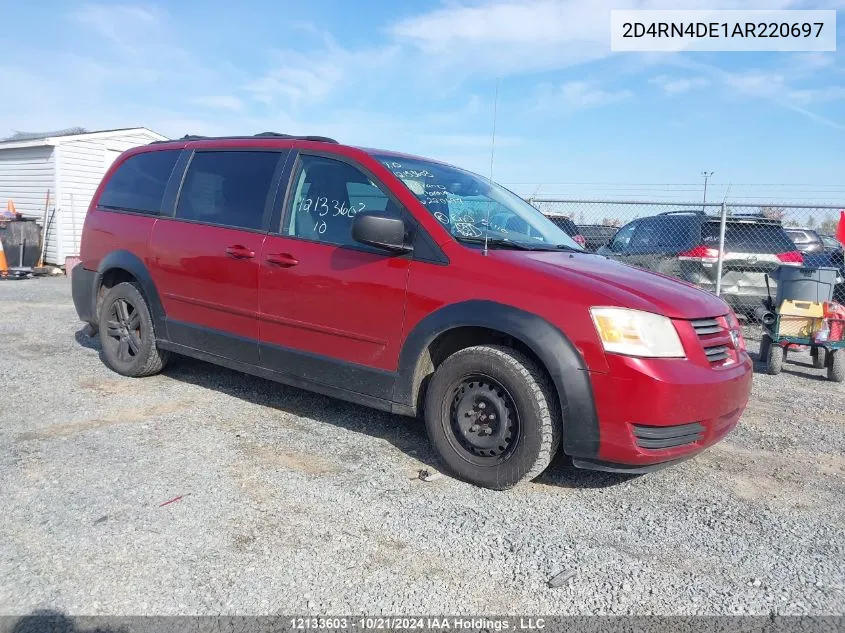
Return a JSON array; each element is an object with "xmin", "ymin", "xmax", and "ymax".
[{"xmin": 288, "ymin": 617, "xmax": 549, "ymax": 630}]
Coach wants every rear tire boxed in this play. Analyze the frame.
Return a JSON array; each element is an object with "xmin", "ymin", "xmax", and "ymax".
[
  {"xmin": 829, "ymin": 350, "xmax": 844, "ymax": 383},
  {"xmin": 767, "ymin": 343, "xmax": 784, "ymax": 376},
  {"xmin": 811, "ymin": 347, "xmax": 827, "ymax": 369},
  {"xmin": 424, "ymin": 345, "xmax": 561, "ymax": 490},
  {"xmin": 98, "ymin": 282, "xmax": 169, "ymax": 377}
]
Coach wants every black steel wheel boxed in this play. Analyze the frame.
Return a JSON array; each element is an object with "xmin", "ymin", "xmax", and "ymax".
[
  {"xmin": 448, "ymin": 375, "xmax": 519, "ymax": 463},
  {"xmin": 424, "ymin": 345, "xmax": 561, "ymax": 490}
]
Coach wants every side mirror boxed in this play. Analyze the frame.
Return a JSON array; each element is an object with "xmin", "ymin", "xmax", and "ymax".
[{"xmin": 351, "ymin": 212, "xmax": 412, "ymax": 254}]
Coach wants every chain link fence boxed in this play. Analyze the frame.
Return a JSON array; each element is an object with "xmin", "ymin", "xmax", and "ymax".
[{"xmin": 528, "ymin": 198, "xmax": 845, "ymax": 317}]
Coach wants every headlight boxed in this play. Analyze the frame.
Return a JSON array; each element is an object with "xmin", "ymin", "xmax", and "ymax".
[{"xmin": 590, "ymin": 307, "xmax": 685, "ymax": 358}]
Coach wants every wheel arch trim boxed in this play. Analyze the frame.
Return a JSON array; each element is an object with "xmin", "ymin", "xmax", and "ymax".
[
  {"xmin": 95, "ymin": 250, "xmax": 169, "ymax": 341},
  {"xmin": 394, "ymin": 300, "xmax": 600, "ymax": 458}
]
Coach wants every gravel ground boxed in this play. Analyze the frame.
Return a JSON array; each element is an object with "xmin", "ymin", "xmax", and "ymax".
[{"xmin": 0, "ymin": 277, "xmax": 843, "ymax": 616}]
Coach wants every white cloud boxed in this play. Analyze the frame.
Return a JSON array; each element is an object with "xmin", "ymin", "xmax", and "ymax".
[
  {"xmin": 4, "ymin": 0, "xmax": 842, "ymax": 142},
  {"xmin": 425, "ymin": 134, "xmax": 523, "ymax": 148},
  {"xmin": 786, "ymin": 86, "xmax": 845, "ymax": 106},
  {"xmin": 650, "ymin": 74, "xmax": 709, "ymax": 95},
  {"xmin": 191, "ymin": 96, "xmax": 245, "ymax": 112},
  {"xmin": 536, "ymin": 81, "xmax": 632, "ymax": 111},
  {"xmin": 670, "ymin": 58, "xmax": 845, "ymax": 130},
  {"xmin": 388, "ymin": 0, "xmax": 815, "ymax": 77},
  {"xmin": 390, "ymin": 0, "xmax": 613, "ymax": 75},
  {"xmin": 69, "ymin": 3, "xmax": 162, "ymax": 43},
  {"xmin": 246, "ymin": 39, "xmax": 398, "ymax": 106},
  {"xmin": 723, "ymin": 71, "xmax": 787, "ymax": 95}
]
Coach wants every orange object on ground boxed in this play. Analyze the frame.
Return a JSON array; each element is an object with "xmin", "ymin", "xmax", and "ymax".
[{"xmin": 0, "ymin": 239, "xmax": 8, "ymax": 278}]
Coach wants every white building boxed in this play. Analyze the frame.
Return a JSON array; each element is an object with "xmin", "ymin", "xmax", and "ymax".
[{"xmin": 0, "ymin": 127, "xmax": 168, "ymax": 264}]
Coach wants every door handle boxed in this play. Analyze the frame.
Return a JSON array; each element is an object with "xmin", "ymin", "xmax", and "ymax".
[
  {"xmin": 226, "ymin": 245, "xmax": 255, "ymax": 259},
  {"xmin": 265, "ymin": 253, "xmax": 299, "ymax": 268}
]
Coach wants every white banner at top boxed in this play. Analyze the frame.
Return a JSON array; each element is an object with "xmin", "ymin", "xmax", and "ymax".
[{"xmin": 610, "ymin": 10, "xmax": 837, "ymax": 52}]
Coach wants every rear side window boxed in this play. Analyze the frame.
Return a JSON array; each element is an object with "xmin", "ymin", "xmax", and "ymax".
[
  {"xmin": 785, "ymin": 229, "xmax": 815, "ymax": 244},
  {"xmin": 702, "ymin": 222, "xmax": 795, "ymax": 253},
  {"xmin": 98, "ymin": 150, "xmax": 179, "ymax": 214},
  {"xmin": 628, "ymin": 217, "xmax": 696, "ymax": 251},
  {"xmin": 609, "ymin": 221, "xmax": 637, "ymax": 252},
  {"xmin": 176, "ymin": 151, "xmax": 282, "ymax": 230}
]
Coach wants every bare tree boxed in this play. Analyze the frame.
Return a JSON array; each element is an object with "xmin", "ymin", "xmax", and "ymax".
[{"xmin": 760, "ymin": 206, "xmax": 785, "ymax": 221}]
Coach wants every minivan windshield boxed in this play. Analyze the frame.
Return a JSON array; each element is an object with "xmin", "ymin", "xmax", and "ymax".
[{"xmin": 374, "ymin": 154, "xmax": 581, "ymax": 251}]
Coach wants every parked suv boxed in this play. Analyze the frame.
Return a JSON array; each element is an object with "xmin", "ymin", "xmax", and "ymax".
[
  {"xmin": 820, "ymin": 234, "xmax": 844, "ymax": 253},
  {"xmin": 597, "ymin": 211, "xmax": 803, "ymax": 313},
  {"xmin": 542, "ymin": 214, "xmax": 586, "ymax": 248},
  {"xmin": 785, "ymin": 227, "xmax": 825, "ymax": 254},
  {"xmin": 577, "ymin": 224, "xmax": 618, "ymax": 252},
  {"xmin": 72, "ymin": 134, "xmax": 752, "ymax": 489}
]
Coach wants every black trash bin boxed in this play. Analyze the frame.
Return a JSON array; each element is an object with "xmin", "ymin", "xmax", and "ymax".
[{"xmin": 0, "ymin": 218, "xmax": 43, "ymax": 268}]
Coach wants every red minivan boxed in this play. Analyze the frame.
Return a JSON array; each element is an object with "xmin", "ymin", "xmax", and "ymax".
[{"xmin": 72, "ymin": 133, "xmax": 753, "ymax": 489}]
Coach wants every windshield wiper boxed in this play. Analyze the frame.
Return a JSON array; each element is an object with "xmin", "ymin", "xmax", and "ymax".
[
  {"xmin": 454, "ymin": 236, "xmax": 540, "ymax": 250},
  {"xmin": 554, "ymin": 243, "xmax": 583, "ymax": 252}
]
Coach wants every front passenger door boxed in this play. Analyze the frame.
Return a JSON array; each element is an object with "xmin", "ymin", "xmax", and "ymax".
[{"xmin": 258, "ymin": 153, "xmax": 411, "ymax": 399}]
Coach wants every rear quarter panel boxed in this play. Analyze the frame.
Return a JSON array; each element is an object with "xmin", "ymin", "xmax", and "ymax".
[{"xmin": 79, "ymin": 209, "xmax": 156, "ymax": 273}]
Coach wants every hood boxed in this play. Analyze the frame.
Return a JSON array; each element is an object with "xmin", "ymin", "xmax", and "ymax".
[{"xmin": 501, "ymin": 251, "xmax": 729, "ymax": 319}]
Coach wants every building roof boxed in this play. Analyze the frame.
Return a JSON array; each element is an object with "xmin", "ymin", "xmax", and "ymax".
[{"xmin": 0, "ymin": 127, "xmax": 168, "ymax": 150}]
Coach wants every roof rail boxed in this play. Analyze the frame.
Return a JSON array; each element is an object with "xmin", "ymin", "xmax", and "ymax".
[
  {"xmin": 658, "ymin": 209, "xmax": 707, "ymax": 216},
  {"xmin": 724, "ymin": 212, "xmax": 782, "ymax": 224},
  {"xmin": 150, "ymin": 133, "xmax": 339, "ymax": 145}
]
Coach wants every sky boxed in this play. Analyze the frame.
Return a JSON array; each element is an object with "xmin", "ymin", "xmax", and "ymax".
[{"xmin": 1, "ymin": 1, "xmax": 844, "ymax": 203}]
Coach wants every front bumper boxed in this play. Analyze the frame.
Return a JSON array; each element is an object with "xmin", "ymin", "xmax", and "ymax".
[{"xmin": 585, "ymin": 352, "xmax": 753, "ymax": 469}]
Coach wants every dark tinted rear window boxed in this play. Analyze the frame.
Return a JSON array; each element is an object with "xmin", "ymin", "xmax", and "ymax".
[
  {"xmin": 702, "ymin": 222, "xmax": 795, "ymax": 253},
  {"xmin": 99, "ymin": 150, "xmax": 179, "ymax": 214},
  {"xmin": 176, "ymin": 151, "xmax": 282, "ymax": 230}
]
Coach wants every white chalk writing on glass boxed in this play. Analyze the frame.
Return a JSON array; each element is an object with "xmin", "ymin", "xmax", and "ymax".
[
  {"xmin": 299, "ymin": 198, "xmax": 365, "ymax": 219},
  {"xmin": 394, "ymin": 169, "xmax": 434, "ymax": 179},
  {"xmin": 454, "ymin": 223, "xmax": 482, "ymax": 237}
]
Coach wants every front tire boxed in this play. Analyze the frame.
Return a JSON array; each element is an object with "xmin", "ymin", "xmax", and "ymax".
[
  {"xmin": 424, "ymin": 345, "xmax": 561, "ymax": 490},
  {"xmin": 98, "ymin": 282, "xmax": 169, "ymax": 377},
  {"xmin": 811, "ymin": 347, "xmax": 826, "ymax": 369}
]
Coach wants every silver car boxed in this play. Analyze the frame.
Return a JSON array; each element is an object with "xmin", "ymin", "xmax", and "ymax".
[{"xmin": 598, "ymin": 212, "xmax": 802, "ymax": 313}]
